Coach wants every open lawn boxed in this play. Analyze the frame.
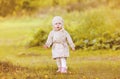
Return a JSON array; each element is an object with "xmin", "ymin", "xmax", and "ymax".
[{"xmin": 0, "ymin": 17, "xmax": 120, "ymax": 79}]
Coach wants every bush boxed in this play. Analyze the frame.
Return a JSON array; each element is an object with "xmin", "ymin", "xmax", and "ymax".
[
  {"xmin": 27, "ymin": 27, "xmax": 51, "ymax": 47},
  {"xmin": 28, "ymin": 8, "xmax": 120, "ymax": 50}
]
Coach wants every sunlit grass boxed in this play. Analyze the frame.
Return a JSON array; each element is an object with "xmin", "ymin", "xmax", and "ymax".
[
  {"xmin": 0, "ymin": 45, "xmax": 120, "ymax": 79},
  {"xmin": 0, "ymin": 17, "xmax": 41, "ymax": 39}
]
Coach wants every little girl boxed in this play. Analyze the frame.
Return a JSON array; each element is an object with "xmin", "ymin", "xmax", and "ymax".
[{"xmin": 44, "ymin": 16, "xmax": 75, "ymax": 73}]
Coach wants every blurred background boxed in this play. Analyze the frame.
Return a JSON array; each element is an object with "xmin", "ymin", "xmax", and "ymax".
[
  {"xmin": 0, "ymin": 1, "xmax": 120, "ymax": 79},
  {"xmin": 0, "ymin": 0, "xmax": 120, "ymax": 79},
  {"xmin": 0, "ymin": 0, "xmax": 120, "ymax": 50},
  {"xmin": 0, "ymin": 0, "xmax": 120, "ymax": 17}
]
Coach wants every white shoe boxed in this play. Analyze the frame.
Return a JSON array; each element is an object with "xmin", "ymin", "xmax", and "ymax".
[{"xmin": 60, "ymin": 67, "xmax": 67, "ymax": 73}]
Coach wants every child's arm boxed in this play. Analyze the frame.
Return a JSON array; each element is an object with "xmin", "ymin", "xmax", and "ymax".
[
  {"xmin": 66, "ymin": 31, "xmax": 75, "ymax": 51},
  {"xmin": 44, "ymin": 31, "xmax": 53, "ymax": 48}
]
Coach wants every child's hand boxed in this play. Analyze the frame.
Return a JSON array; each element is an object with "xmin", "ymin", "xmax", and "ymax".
[
  {"xmin": 72, "ymin": 47, "xmax": 75, "ymax": 51},
  {"xmin": 43, "ymin": 45, "xmax": 48, "ymax": 49}
]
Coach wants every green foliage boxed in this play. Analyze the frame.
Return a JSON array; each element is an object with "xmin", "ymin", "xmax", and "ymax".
[
  {"xmin": 0, "ymin": 0, "xmax": 120, "ymax": 17},
  {"xmin": 27, "ymin": 27, "xmax": 51, "ymax": 47},
  {"xmin": 28, "ymin": 8, "xmax": 120, "ymax": 50}
]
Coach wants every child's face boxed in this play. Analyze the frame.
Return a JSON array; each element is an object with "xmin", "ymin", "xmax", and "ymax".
[{"xmin": 53, "ymin": 22, "xmax": 62, "ymax": 31}]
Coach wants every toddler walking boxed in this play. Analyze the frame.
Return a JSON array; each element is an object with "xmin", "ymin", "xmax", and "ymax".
[{"xmin": 44, "ymin": 16, "xmax": 75, "ymax": 73}]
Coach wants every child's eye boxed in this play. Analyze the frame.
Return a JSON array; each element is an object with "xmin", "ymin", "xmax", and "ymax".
[{"xmin": 58, "ymin": 23, "xmax": 61, "ymax": 24}]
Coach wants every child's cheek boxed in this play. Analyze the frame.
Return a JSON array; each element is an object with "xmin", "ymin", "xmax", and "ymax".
[
  {"xmin": 59, "ymin": 25, "xmax": 62, "ymax": 28},
  {"xmin": 53, "ymin": 25, "xmax": 57, "ymax": 28}
]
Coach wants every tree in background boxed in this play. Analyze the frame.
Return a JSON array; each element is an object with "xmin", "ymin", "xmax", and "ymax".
[
  {"xmin": 0, "ymin": 0, "xmax": 16, "ymax": 17},
  {"xmin": 0, "ymin": 0, "xmax": 120, "ymax": 17}
]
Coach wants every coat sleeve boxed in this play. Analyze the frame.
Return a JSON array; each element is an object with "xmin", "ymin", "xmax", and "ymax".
[
  {"xmin": 66, "ymin": 31, "xmax": 75, "ymax": 49},
  {"xmin": 45, "ymin": 31, "xmax": 53, "ymax": 47}
]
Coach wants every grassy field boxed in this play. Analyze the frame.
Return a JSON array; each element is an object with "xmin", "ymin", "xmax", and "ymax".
[{"xmin": 0, "ymin": 17, "xmax": 120, "ymax": 79}]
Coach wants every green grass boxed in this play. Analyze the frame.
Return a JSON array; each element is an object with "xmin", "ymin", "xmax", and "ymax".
[
  {"xmin": 0, "ymin": 16, "xmax": 120, "ymax": 79},
  {"xmin": 0, "ymin": 45, "xmax": 120, "ymax": 79}
]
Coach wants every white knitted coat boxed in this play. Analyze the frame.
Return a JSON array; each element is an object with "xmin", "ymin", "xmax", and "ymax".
[{"xmin": 45, "ymin": 28, "xmax": 75, "ymax": 59}]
